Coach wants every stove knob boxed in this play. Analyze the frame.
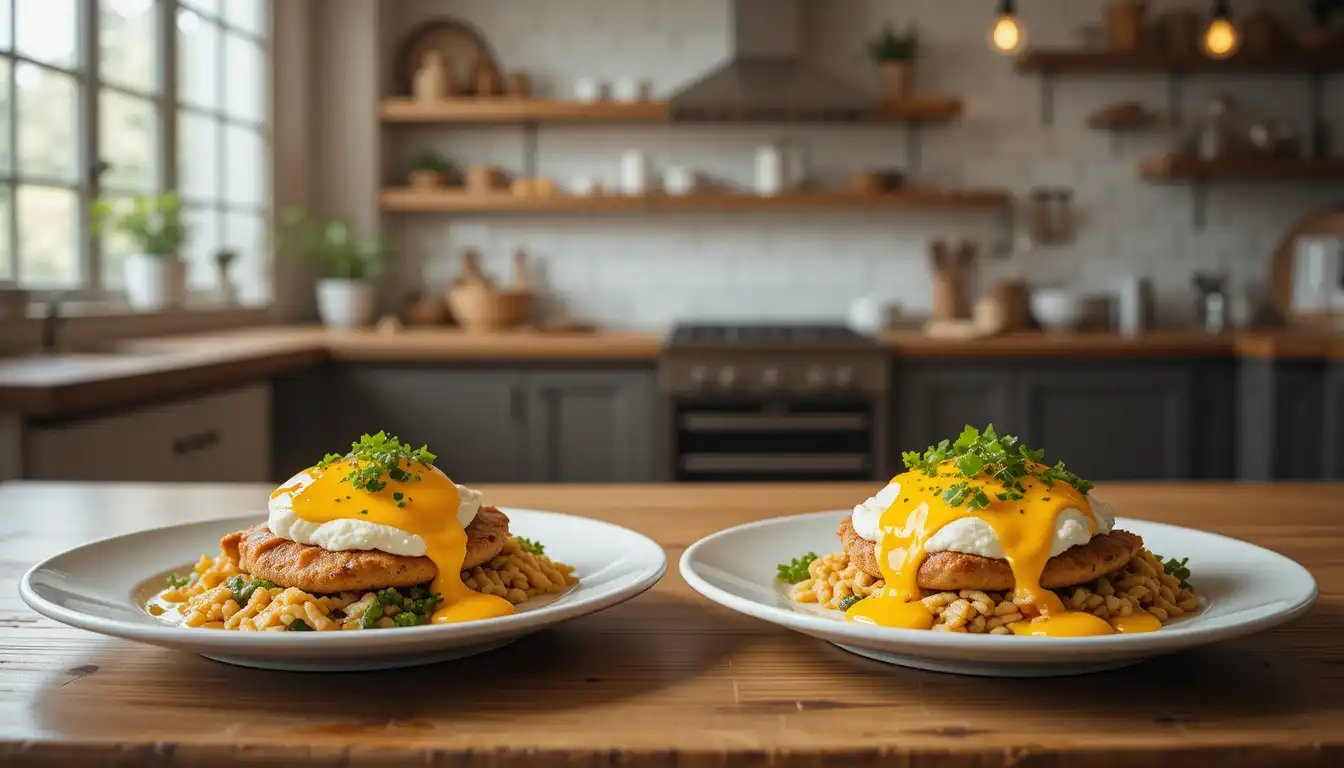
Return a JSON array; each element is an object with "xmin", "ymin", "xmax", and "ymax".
[
  {"xmin": 717, "ymin": 366, "xmax": 738, "ymax": 388},
  {"xmin": 760, "ymin": 367, "xmax": 781, "ymax": 389},
  {"xmin": 835, "ymin": 366, "xmax": 856, "ymax": 388},
  {"xmin": 805, "ymin": 366, "xmax": 827, "ymax": 389},
  {"xmin": 689, "ymin": 366, "xmax": 709, "ymax": 389}
]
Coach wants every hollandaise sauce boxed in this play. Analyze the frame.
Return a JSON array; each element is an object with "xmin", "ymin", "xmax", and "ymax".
[
  {"xmin": 845, "ymin": 455, "xmax": 1122, "ymax": 637},
  {"xmin": 272, "ymin": 457, "xmax": 514, "ymax": 624}
]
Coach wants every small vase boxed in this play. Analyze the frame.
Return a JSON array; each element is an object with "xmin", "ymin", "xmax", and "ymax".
[
  {"xmin": 412, "ymin": 51, "xmax": 450, "ymax": 101},
  {"xmin": 1105, "ymin": 1, "xmax": 1148, "ymax": 51},
  {"xmin": 878, "ymin": 61, "xmax": 916, "ymax": 101},
  {"xmin": 316, "ymin": 278, "xmax": 375, "ymax": 329},
  {"xmin": 124, "ymin": 253, "xmax": 187, "ymax": 311},
  {"xmin": 408, "ymin": 170, "xmax": 444, "ymax": 190}
]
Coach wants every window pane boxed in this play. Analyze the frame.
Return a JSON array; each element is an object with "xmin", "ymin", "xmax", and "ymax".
[
  {"xmin": 182, "ymin": 0, "xmax": 219, "ymax": 17},
  {"xmin": 223, "ymin": 124, "xmax": 263, "ymax": 207},
  {"xmin": 101, "ymin": 0, "xmax": 159, "ymax": 93},
  {"xmin": 177, "ymin": 9, "xmax": 221, "ymax": 112},
  {"xmin": 0, "ymin": 0, "xmax": 12, "ymax": 51},
  {"xmin": 17, "ymin": 185, "xmax": 78, "ymax": 287},
  {"xmin": 0, "ymin": 59, "xmax": 10, "ymax": 173},
  {"xmin": 224, "ymin": 0, "xmax": 264, "ymax": 36},
  {"xmin": 224, "ymin": 33, "xmax": 263, "ymax": 123},
  {"xmin": 16, "ymin": 0, "xmax": 78, "ymax": 69},
  {"xmin": 182, "ymin": 204, "xmax": 218, "ymax": 291},
  {"xmin": 223, "ymin": 209, "xmax": 266, "ymax": 303},
  {"xmin": 178, "ymin": 110, "xmax": 218, "ymax": 202},
  {"xmin": 17, "ymin": 65, "xmax": 78, "ymax": 183},
  {"xmin": 99, "ymin": 196, "xmax": 135, "ymax": 290},
  {"xmin": 100, "ymin": 90, "xmax": 158, "ymax": 191},
  {"xmin": 0, "ymin": 185, "xmax": 11, "ymax": 281}
]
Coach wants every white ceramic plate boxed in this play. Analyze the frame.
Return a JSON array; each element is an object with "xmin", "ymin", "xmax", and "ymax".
[
  {"xmin": 21, "ymin": 508, "xmax": 665, "ymax": 672},
  {"xmin": 681, "ymin": 510, "xmax": 1317, "ymax": 677}
]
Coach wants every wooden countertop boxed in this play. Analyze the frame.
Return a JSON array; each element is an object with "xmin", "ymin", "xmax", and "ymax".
[
  {"xmin": 2, "ymin": 482, "xmax": 1340, "ymax": 767},
  {"xmin": 879, "ymin": 329, "xmax": 1238, "ymax": 358}
]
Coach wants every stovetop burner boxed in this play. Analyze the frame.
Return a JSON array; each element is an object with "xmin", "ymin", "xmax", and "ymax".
[{"xmin": 669, "ymin": 323, "xmax": 874, "ymax": 347}]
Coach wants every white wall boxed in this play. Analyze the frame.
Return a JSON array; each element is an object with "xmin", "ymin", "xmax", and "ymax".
[{"xmin": 350, "ymin": 0, "xmax": 1344, "ymax": 330}]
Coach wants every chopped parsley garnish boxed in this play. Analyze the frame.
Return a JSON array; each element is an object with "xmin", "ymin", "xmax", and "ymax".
[
  {"xmin": 393, "ymin": 612, "xmax": 421, "ymax": 627},
  {"xmin": 165, "ymin": 573, "xmax": 191, "ymax": 588},
  {"xmin": 376, "ymin": 587, "xmax": 403, "ymax": 607},
  {"xmin": 837, "ymin": 595, "xmax": 864, "ymax": 611},
  {"xmin": 517, "ymin": 537, "xmax": 545, "ymax": 555},
  {"xmin": 315, "ymin": 432, "xmax": 438, "ymax": 495},
  {"xmin": 900, "ymin": 424, "xmax": 1094, "ymax": 509},
  {"xmin": 1153, "ymin": 553, "xmax": 1193, "ymax": 589},
  {"xmin": 360, "ymin": 602, "xmax": 383, "ymax": 629},
  {"xmin": 226, "ymin": 576, "xmax": 280, "ymax": 605},
  {"xmin": 776, "ymin": 552, "xmax": 818, "ymax": 584}
]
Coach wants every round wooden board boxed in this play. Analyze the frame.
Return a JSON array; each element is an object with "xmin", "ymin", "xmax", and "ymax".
[
  {"xmin": 395, "ymin": 19, "xmax": 502, "ymax": 96},
  {"xmin": 1269, "ymin": 204, "xmax": 1344, "ymax": 315}
]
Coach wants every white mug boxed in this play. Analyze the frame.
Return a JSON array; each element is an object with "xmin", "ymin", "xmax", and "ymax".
[
  {"xmin": 662, "ymin": 166, "xmax": 695, "ymax": 196},
  {"xmin": 619, "ymin": 151, "xmax": 647, "ymax": 196},
  {"xmin": 573, "ymin": 77, "xmax": 606, "ymax": 103},
  {"xmin": 612, "ymin": 76, "xmax": 650, "ymax": 103}
]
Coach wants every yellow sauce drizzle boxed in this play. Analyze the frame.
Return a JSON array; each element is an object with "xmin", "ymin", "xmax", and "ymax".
[
  {"xmin": 272, "ymin": 460, "xmax": 515, "ymax": 624},
  {"xmin": 845, "ymin": 461, "xmax": 1121, "ymax": 637},
  {"xmin": 1110, "ymin": 612, "xmax": 1162, "ymax": 634}
]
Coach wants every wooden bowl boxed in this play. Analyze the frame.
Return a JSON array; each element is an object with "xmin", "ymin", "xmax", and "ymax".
[{"xmin": 447, "ymin": 283, "xmax": 533, "ymax": 332}]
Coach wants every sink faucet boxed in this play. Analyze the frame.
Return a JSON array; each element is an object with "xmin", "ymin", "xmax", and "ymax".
[{"xmin": 41, "ymin": 292, "xmax": 63, "ymax": 353}]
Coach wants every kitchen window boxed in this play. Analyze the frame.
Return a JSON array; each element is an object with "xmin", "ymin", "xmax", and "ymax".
[{"xmin": 0, "ymin": 0, "xmax": 271, "ymax": 305}]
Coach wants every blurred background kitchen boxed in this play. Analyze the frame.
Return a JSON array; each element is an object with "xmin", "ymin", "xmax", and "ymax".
[{"xmin": 0, "ymin": 0, "xmax": 1342, "ymax": 487}]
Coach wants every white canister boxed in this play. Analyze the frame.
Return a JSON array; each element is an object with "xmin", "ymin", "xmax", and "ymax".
[
  {"xmin": 846, "ymin": 298, "xmax": 884, "ymax": 335},
  {"xmin": 612, "ymin": 76, "xmax": 651, "ymax": 103},
  {"xmin": 662, "ymin": 166, "xmax": 695, "ymax": 196},
  {"xmin": 619, "ymin": 151, "xmax": 647, "ymax": 195},
  {"xmin": 1291, "ymin": 235, "xmax": 1344, "ymax": 313},
  {"xmin": 754, "ymin": 144, "xmax": 783, "ymax": 196},
  {"xmin": 1114, "ymin": 275, "xmax": 1153, "ymax": 336},
  {"xmin": 573, "ymin": 77, "xmax": 605, "ymax": 103},
  {"xmin": 570, "ymin": 175, "xmax": 599, "ymax": 196}
]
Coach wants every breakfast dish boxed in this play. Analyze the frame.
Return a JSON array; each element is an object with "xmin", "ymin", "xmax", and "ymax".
[
  {"xmin": 780, "ymin": 425, "xmax": 1198, "ymax": 637},
  {"xmin": 151, "ymin": 432, "xmax": 577, "ymax": 631}
]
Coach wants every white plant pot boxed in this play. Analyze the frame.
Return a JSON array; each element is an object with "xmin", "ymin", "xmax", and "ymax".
[
  {"xmin": 123, "ymin": 253, "xmax": 187, "ymax": 311},
  {"xmin": 315, "ymin": 278, "xmax": 376, "ymax": 329}
]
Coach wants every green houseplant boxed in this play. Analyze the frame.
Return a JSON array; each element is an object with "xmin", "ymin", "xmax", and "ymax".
[
  {"xmin": 407, "ymin": 151, "xmax": 459, "ymax": 190},
  {"xmin": 91, "ymin": 192, "xmax": 189, "ymax": 310},
  {"xmin": 279, "ymin": 208, "xmax": 395, "ymax": 329},
  {"xmin": 866, "ymin": 23, "xmax": 920, "ymax": 101}
]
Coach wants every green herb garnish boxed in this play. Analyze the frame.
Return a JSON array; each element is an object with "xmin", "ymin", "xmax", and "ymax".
[
  {"xmin": 393, "ymin": 612, "xmax": 421, "ymax": 627},
  {"xmin": 517, "ymin": 537, "xmax": 545, "ymax": 555},
  {"xmin": 226, "ymin": 576, "xmax": 280, "ymax": 605},
  {"xmin": 376, "ymin": 588, "xmax": 403, "ymax": 607},
  {"xmin": 777, "ymin": 552, "xmax": 818, "ymax": 584},
  {"xmin": 901, "ymin": 424, "xmax": 1094, "ymax": 508},
  {"xmin": 360, "ymin": 602, "xmax": 384, "ymax": 629},
  {"xmin": 319, "ymin": 432, "xmax": 438, "ymax": 494},
  {"xmin": 837, "ymin": 595, "xmax": 864, "ymax": 611},
  {"xmin": 1153, "ymin": 553, "xmax": 1193, "ymax": 589},
  {"xmin": 288, "ymin": 619, "xmax": 313, "ymax": 631},
  {"xmin": 166, "ymin": 573, "xmax": 191, "ymax": 588},
  {"xmin": 409, "ymin": 595, "xmax": 441, "ymax": 616}
]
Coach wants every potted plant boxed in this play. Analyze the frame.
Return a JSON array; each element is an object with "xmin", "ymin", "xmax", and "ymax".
[
  {"xmin": 867, "ymin": 23, "xmax": 919, "ymax": 101},
  {"xmin": 279, "ymin": 208, "xmax": 395, "ymax": 329},
  {"xmin": 91, "ymin": 192, "xmax": 189, "ymax": 311},
  {"xmin": 408, "ymin": 151, "xmax": 459, "ymax": 190}
]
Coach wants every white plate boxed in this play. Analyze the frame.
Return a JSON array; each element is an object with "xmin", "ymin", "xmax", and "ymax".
[
  {"xmin": 21, "ymin": 508, "xmax": 665, "ymax": 672},
  {"xmin": 680, "ymin": 510, "xmax": 1317, "ymax": 677}
]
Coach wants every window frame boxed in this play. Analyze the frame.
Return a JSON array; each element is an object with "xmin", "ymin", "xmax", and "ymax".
[{"xmin": 0, "ymin": 0, "xmax": 271, "ymax": 303}]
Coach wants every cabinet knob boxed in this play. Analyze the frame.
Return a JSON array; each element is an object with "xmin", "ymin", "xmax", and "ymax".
[
  {"xmin": 835, "ymin": 366, "xmax": 855, "ymax": 387},
  {"xmin": 717, "ymin": 366, "xmax": 738, "ymax": 388}
]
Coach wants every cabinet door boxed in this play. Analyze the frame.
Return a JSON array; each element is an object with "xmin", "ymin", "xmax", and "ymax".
[
  {"xmin": 1018, "ymin": 365, "xmax": 1192, "ymax": 480},
  {"xmin": 524, "ymin": 370, "xmax": 656, "ymax": 483},
  {"xmin": 894, "ymin": 364, "xmax": 1017, "ymax": 457},
  {"xmin": 1324, "ymin": 364, "xmax": 1344, "ymax": 480},
  {"xmin": 335, "ymin": 367, "xmax": 527, "ymax": 483}
]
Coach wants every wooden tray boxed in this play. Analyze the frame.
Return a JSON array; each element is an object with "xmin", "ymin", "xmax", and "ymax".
[{"xmin": 395, "ymin": 19, "xmax": 502, "ymax": 97}]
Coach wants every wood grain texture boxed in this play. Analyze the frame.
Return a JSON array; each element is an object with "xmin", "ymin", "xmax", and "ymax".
[
  {"xmin": 1, "ymin": 482, "xmax": 1342, "ymax": 767},
  {"xmin": 378, "ymin": 188, "xmax": 1015, "ymax": 214},
  {"xmin": 378, "ymin": 97, "xmax": 964, "ymax": 124},
  {"xmin": 879, "ymin": 330, "xmax": 1236, "ymax": 358}
]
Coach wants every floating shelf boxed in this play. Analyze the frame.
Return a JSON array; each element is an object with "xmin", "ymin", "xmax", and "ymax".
[
  {"xmin": 1017, "ymin": 48, "xmax": 1344, "ymax": 75},
  {"xmin": 1139, "ymin": 154, "xmax": 1344, "ymax": 182},
  {"xmin": 379, "ymin": 97, "xmax": 965, "ymax": 125},
  {"xmin": 379, "ymin": 188, "xmax": 1013, "ymax": 214}
]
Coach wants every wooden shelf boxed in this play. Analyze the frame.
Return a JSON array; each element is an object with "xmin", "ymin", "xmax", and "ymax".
[
  {"xmin": 1017, "ymin": 48, "xmax": 1344, "ymax": 74},
  {"xmin": 1139, "ymin": 154, "xmax": 1344, "ymax": 182},
  {"xmin": 379, "ymin": 97, "xmax": 965, "ymax": 125},
  {"xmin": 379, "ymin": 188, "xmax": 1012, "ymax": 214}
]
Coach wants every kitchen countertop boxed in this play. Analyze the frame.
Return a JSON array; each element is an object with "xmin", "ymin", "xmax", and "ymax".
[
  {"xmin": 4, "ymin": 325, "xmax": 1344, "ymax": 418},
  {"xmin": 2, "ymin": 481, "xmax": 1340, "ymax": 767}
]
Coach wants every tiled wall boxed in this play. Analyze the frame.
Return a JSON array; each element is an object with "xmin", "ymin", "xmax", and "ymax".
[{"xmin": 380, "ymin": 0, "xmax": 1342, "ymax": 330}]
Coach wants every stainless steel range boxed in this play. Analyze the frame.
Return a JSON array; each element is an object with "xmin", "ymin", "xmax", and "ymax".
[{"xmin": 659, "ymin": 323, "xmax": 890, "ymax": 482}]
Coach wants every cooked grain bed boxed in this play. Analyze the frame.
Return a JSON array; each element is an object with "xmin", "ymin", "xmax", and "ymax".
[
  {"xmin": 791, "ymin": 549, "xmax": 1199, "ymax": 633},
  {"xmin": 157, "ymin": 537, "xmax": 577, "ymax": 631}
]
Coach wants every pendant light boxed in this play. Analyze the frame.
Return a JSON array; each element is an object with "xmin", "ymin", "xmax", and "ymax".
[
  {"xmin": 1201, "ymin": 0, "xmax": 1241, "ymax": 59},
  {"xmin": 988, "ymin": 0, "xmax": 1027, "ymax": 55}
]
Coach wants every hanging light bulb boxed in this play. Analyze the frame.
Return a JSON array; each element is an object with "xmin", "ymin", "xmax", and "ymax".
[
  {"xmin": 988, "ymin": 0, "xmax": 1027, "ymax": 55},
  {"xmin": 1202, "ymin": 0, "xmax": 1241, "ymax": 59}
]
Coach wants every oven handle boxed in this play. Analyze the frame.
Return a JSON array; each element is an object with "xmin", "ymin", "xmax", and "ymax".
[
  {"xmin": 680, "ymin": 453, "xmax": 870, "ymax": 473},
  {"xmin": 678, "ymin": 413, "xmax": 870, "ymax": 433}
]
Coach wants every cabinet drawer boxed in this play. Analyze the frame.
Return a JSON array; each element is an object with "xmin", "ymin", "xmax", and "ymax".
[{"xmin": 26, "ymin": 383, "xmax": 272, "ymax": 482}]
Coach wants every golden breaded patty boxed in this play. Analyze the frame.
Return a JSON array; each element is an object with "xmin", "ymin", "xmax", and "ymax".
[
  {"xmin": 220, "ymin": 506, "xmax": 511, "ymax": 593},
  {"xmin": 837, "ymin": 516, "xmax": 1143, "ymax": 591}
]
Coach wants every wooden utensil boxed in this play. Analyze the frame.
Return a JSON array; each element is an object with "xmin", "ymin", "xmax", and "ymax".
[
  {"xmin": 928, "ymin": 239, "xmax": 976, "ymax": 322},
  {"xmin": 993, "ymin": 278, "xmax": 1032, "ymax": 331},
  {"xmin": 1104, "ymin": 1, "xmax": 1149, "ymax": 51},
  {"xmin": 456, "ymin": 248, "xmax": 495, "ymax": 289},
  {"xmin": 511, "ymin": 249, "xmax": 533, "ymax": 291}
]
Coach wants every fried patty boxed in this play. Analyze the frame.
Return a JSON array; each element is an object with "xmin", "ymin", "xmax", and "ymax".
[
  {"xmin": 837, "ymin": 516, "xmax": 1143, "ymax": 592},
  {"xmin": 220, "ymin": 506, "xmax": 511, "ymax": 593}
]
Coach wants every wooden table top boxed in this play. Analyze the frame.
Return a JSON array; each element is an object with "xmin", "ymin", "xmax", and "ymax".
[{"xmin": 2, "ymin": 482, "xmax": 1341, "ymax": 767}]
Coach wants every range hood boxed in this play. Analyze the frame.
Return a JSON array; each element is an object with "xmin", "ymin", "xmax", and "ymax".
[{"xmin": 669, "ymin": 0, "xmax": 872, "ymax": 121}]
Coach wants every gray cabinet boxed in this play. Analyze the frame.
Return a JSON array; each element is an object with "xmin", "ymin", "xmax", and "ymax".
[
  {"xmin": 1238, "ymin": 361, "xmax": 1327, "ymax": 481},
  {"xmin": 524, "ymin": 371, "xmax": 657, "ymax": 483},
  {"xmin": 896, "ymin": 364, "xmax": 1017, "ymax": 461},
  {"xmin": 1326, "ymin": 364, "xmax": 1344, "ymax": 480}
]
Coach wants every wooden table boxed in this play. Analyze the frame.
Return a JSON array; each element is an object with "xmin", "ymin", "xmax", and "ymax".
[{"xmin": 2, "ymin": 482, "xmax": 1341, "ymax": 767}]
